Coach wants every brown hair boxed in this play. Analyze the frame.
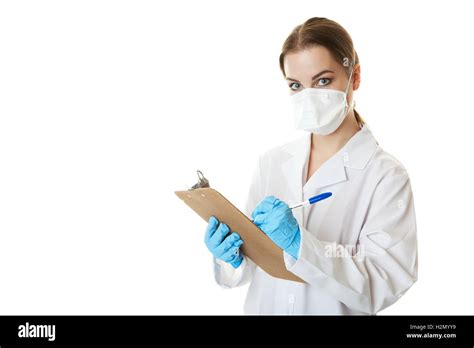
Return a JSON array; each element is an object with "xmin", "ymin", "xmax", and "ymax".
[{"xmin": 279, "ymin": 17, "xmax": 364, "ymax": 126}]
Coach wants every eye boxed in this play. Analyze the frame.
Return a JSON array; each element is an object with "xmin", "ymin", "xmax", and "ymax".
[
  {"xmin": 289, "ymin": 82, "xmax": 301, "ymax": 91},
  {"xmin": 317, "ymin": 78, "xmax": 331, "ymax": 86}
]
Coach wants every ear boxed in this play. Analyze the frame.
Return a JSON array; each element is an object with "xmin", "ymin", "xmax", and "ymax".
[{"xmin": 352, "ymin": 63, "xmax": 361, "ymax": 91}]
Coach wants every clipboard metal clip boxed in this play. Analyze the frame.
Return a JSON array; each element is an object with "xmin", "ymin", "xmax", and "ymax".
[{"xmin": 190, "ymin": 170, "xmax": 210, "ymax": 190}]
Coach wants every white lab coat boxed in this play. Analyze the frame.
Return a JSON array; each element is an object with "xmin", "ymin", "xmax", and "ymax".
[{"xmin": 213, "ymin": 124, "xmax": 418, "ymax": 315}]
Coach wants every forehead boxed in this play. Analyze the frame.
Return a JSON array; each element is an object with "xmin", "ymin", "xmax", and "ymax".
[{"xmin": 283, "ymin": 46, "xmax": 340, "ymax": 77}]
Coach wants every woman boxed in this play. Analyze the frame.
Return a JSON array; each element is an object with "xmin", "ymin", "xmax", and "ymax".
[{"xmin": 204, "ymin": 17, "xmax": 418, "ymax": 315}]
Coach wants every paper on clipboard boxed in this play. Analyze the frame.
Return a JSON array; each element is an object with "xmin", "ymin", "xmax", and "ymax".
[{"xmin": 175, "ymin": 171, "xmax": 304, "ymax": 283}]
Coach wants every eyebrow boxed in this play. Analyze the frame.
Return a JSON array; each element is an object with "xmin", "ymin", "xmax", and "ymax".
[{"xmin": 286, "ymin": 69, "xmax": 335, "ymax": 82}]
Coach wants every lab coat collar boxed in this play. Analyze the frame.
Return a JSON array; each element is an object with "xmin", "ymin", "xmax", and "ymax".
[
  {"xmin": 280, "ymin": 124, "xmax": 379, "ymax": 205},
  {"xmin": 340, "ymin": 124, "xmax": 379, "ymax": 170}
]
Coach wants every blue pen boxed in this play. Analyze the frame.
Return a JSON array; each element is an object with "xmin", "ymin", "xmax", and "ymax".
[
  {"xmin": 289, "ymin": 192, "xmax": 332, "ymax": 210},
  {"xmin": 249, "ymin": 192, "xmax": 333, "ymax": 223}
]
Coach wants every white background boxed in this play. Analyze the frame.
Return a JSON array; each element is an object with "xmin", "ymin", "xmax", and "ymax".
[{"xmin": 1, "ymin": 0, "xmax": 473, "ymax": 315}]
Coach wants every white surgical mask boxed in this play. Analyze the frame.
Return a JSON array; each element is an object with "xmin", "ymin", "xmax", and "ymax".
[{"xmin": 290, "ymin": 67, "xmax": 354, "ymax": 135}]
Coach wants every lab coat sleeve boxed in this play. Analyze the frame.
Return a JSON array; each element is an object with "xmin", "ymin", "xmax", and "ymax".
[
  {"xmin": 213, "ymin": 156, "xmax": 262, "ymax": 289},
  {"xmin": 283, "ymin": 166, "xmax": 418, "ymax": 314}
]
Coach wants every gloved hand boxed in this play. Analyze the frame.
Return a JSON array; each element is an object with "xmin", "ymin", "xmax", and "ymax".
[
  {"xmin": 204, "ymin": 216, "xmax": 244, "ymax": 268},
  {"xmin": 251, "ymin": 195, "xmax": 301, "ymax": 259}
]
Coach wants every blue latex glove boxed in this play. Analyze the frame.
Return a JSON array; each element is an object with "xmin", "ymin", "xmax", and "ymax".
[
  {"xmin": 251, "ymin": 195, "xmax": 301, "ymax": 259},
  {"xmin": 204, "ymin": 216, "xmax": 244, "ymax": 268}
]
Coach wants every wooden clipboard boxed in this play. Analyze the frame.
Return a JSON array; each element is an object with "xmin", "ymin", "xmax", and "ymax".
[{"xmin": 175, "ymin": 185, "xmax": 304, "ymax": 283}]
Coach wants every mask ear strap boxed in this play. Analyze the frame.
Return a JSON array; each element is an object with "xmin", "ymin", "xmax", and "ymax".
[
  {"xmin": 344, "ymin": 65, "xmax": 355, "ymax": 95},
  {"xmin": 344, "ymin": 63, "xmax": 356, "ymax": 110}
]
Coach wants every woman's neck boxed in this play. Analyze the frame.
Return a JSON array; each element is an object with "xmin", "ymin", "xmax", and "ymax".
[{"xmin": 311, "ymin": 111, "xmax": 361, "ymax": 158}]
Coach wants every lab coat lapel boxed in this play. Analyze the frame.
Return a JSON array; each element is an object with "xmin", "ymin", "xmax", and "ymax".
[
  {"xmin": 302, "ymin": 124, "xmax": 378, "ymax": 227},
  {"xmin": 301, "ymin": 146, "xmax": 348, "ymax": 228},
  {"xmin": 303, "ymin": 155, "xmax": 348, "ymax": 192},
  {"xmin": 280, "ymin": 132, "xmax": 348, "ymax": 228},
  {"xmin": 280, "ymin": 124, "xmax": 379, "ymax": 229},
  {"xmin": 281, "ymin": 133, "xmax": 311, "ymax": 226}
]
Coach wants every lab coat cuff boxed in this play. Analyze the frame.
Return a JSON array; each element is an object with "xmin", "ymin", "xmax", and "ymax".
[
  {"xmin": 283, "ymin": 226, "xmax": 328, "ymax": 273},
  {"xmin": 283, "ymin": 227, "xmax": 372, "ymax": 313},
  {"xmin": 213, "ymin": 255, "xmax": 246, "ymax": 289}
]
